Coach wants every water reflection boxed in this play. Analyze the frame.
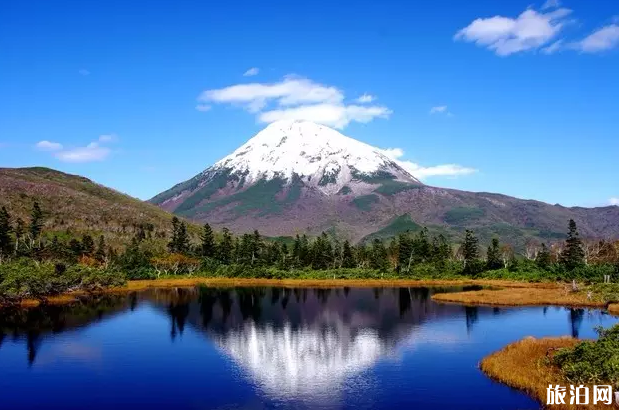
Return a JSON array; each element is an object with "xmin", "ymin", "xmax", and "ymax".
[{"xmin": 0, "ymin": 286, "xmax": 616, "ymax": 409}]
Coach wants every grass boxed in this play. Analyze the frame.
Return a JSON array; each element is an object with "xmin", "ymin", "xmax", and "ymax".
[
  {"xmin": 479, "ymin": 337, "xmax": 608, "ymax": 410},
  {"xmin": 431, "ymin": 284, "xmax": 615, "ymax": 309}
]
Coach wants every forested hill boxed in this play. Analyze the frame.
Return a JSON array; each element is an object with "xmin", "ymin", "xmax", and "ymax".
[{"xmin": 0, "ymin": 167, "xmax": 194, "ymax": 243}]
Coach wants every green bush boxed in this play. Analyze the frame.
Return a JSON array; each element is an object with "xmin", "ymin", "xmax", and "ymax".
[
  {"xmin": 0, "ymin": 259, "xmax": 126, "ymax": 304},
  {"xmin": 553, "ymin": 325, "xmax": 619, "ymax": 385}
]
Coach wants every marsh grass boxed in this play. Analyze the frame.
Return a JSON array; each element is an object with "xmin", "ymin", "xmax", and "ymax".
[{"xmin": 479, "ymin": 337, "xmax": 609, "ymax": 409}]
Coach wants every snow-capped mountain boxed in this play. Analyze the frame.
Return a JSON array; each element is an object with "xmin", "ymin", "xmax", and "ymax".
[
  {"xmin": 211, "ymin": 120, "xmax": 420, "ymax": 194},
  {"xmin": 151, "ymin": 121, "xmax": 619, "ymax": 244}
]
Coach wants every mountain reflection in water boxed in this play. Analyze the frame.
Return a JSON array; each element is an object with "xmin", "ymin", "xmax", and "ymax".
[{"xmin": 0, "ymin": 285, "xmax": 615, "ymax": 410}]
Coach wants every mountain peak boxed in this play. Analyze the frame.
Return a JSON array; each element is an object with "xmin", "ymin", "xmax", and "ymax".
[{"xmin": 212, "ymin": 121, "xmax": 420, "ymax": 190}]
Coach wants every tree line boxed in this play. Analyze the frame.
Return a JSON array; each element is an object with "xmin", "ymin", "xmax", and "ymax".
[{"xmin": 1, "ymin": 202, "xmax": 618, "ymax": 282}]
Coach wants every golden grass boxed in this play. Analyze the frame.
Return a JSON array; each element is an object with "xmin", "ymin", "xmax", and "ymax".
[
  {"xmin": 116, "ymin": 277, "xmax": 560, "ymax": 292},
  {"xmin": 481, "ymin": 336, "xmax": 611, "ymax": 409},
  {"xmin": 432, "ymin": 286, "xmax": 607, "ymax": 309}
]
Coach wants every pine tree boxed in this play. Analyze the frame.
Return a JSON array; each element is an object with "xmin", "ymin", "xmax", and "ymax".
[
  {"xmin": 168, "ymin": 217, "xmax": 181, "ymax": 253},
  {"xmin": 486, "ymin": 238, "xmax": 502, "ymax": 270},
  {"xmin": 342, "ymin": 240, "xmax": 355, "ymax": 268},
  {"xmin": 398, "ymin": 232, "xmax": 414, "ymax": 273},
  {"xmin": 29, "ymin": 200, "xmax": 44, "ymax": 240},
  {"xmin": 251, "ymin": 230, "xmax": 262, "ymax": 265},
  {"xmin": 200, "ymin": 223, "xmax": 215, "ymax": 258},
  {"xmin": 69, "ymin": 238, "xmax": 83, "ymax": 258},
  {"xmin": 95, "ymin": 235, "xmax": 107, "ymax": 262},
  {"xmin": 0, "ymin": 207, "xmax": 13, "ymax": 257},
  {"xmin": 135, "ymin": 225, "xmax": 146, "ymax": 243},
  {"xmin": 178, "ymin": 222, "xmax": 190, "ymax": 254},
  {"xmin": 50, "ymin": 235, "xmax": 65, "ymax": 259},
  {"xmin": 168, "ymin": 217, "xmax": 190, "ymax": 254},
  {"xmin": 412, "ymin": 227, "xmax": 431, "ymax": 263},
  {"xmin": 431, "ymin": 234, "xmax": 451, "ymax": 265},
  {"xmin": 370, "ymin": 239, "xmax": 389, "ymax": 272},
  {"xmin": 311, "ymin": 232, "xmax": 333, "ymax": 270},
  {"xmin": 462, "ymin": 230, "xmax": 479, "ymax": 266},
  {"xmin": 218, "ymin": 227, "xmax": 233, "ymax": 264},
  {"xmin": 561, "ymin": 219, "xmax": 585, "ymax": 270},
  {"xmin": 81, "ymin": 235, "xmax": 95, "ymax": 256}
]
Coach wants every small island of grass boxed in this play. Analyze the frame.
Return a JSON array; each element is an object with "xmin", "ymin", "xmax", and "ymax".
[{"xmin": 481, "ymin": 324, "xmax": 619, "ymax": 409}]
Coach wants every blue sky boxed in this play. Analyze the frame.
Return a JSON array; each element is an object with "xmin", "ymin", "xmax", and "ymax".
[{"xmin": 1, "ymin": 0, "xmax": 617, "ymax": 206}]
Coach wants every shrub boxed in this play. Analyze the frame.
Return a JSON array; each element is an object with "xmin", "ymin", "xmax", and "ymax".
[{"xmin": 553, "ymin": 325, "xmax": 619, "ymax": 385}]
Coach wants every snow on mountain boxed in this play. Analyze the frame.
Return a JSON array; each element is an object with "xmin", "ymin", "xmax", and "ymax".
[{"xmin": 210, "ymin": 120, "xmax": 420, "ymax": 193}]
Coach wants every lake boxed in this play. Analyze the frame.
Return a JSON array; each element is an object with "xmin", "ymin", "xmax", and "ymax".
[{"xmin": 0, "ymin": 286, "xmax": 616, "ymax": 410}]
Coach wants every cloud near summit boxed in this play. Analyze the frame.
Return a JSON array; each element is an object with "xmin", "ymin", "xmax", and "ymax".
[
  {"xmin": 196, "ymin": 76, "xmax": 391, "ymax": 129},
  {"xmin": 379, "ymin": 148, "xmax": 477, "ymax": 180}
]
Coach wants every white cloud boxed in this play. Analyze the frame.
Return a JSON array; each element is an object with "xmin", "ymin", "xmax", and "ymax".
[
  {"xmin": 54, "ymin": 142, "xmax": 111, "ymax": 163},
  {"xmin": 541, "ymin": 39, "xmax": 564, "ymax": 54},
  {"xmin": 455, "ymin": 7, "xmax": 572, "ymax": 56},
  {"xmin": 195, "ymin": 104, "xmax": 212, "ymax": 112},
  {"xmin": 98, "ymin": 134, "xmax": 117, "ymax": 143},
  {"xmin": 574, "ymin": 25, "xmax": 619, "ymax": 53},
  {"xmin": 541, "ymin": 0, "xmax": 561, "ymax": 10},
  {"xmin": 430, "ymin": 106, "xmax": 448, "ymax": 114},
  {"xmin": 258, "ymin": 103, "xmax": 391, "ymax": 130},
  {"xmin": 379, "ymin": 148, "xmax": 477, "ymax": 180},
  {"xmin": 198, "ymin": 76, "xmax": 389, "ymax": 129},
  {"xmin": 243, "ymin": 67, "xmax": 260, "ymax": 77},
  {"xmin": 200, "ymin": 76, "xmax": 344, "ymax": 112},
  {"xmin": 78, "ymin": 69, "xmax": 90, "ymax": 76},
  {"xmin": 35, "ymin": 140, "xmax": 63, "ymax": 151},
  {"xmin": 356, "ymin": 94, "xmax": 375, "ymax": 103},
  {"xmin": 36, "ymin": 135, "xmax": 116, "ymax": 163},
  {"xmin": 610, "ymin": 198, "xmax": 619, "ymax": 206}
]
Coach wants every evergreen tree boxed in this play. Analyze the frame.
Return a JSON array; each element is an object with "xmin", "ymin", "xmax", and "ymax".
[
  {"xmin": 95, "ymin": 235, "xmax": 107, "ymax": 262},
  {"xmin": 135, "ymin": 225, "xmax": 147, "ymax": 243},
  {"xmin": 300, "ymin": 234, "xmax": 310, "ymax": 266},
  {"xmin": 431, "ymin": 234, "xmax": 451, "ymax": 265},
  {"xmin": 292, "ymin": 235, "xmax": 302, "ymax": 267},
  {"xmin": 486, "ymin": 238, "xmax": 503, "ymax": 270},
  {"xmin": 311, "ymin": 232, "xmax": 333, "ymax": 270},
  {"xmin": 69, "ymin": 238, "xmax": 83, "ymax": 258},
  {"xmin": 412, "ymin": 227, "xmax": 431, "ymax": 263},
  {"xmin": 168, "ymin": 217, "xmax": 190, "ymax": 254},
  {"xmin": 251, "ymin": 230, "xmax": 262, "ymax": 265},
  {"xmin": 462, "ymin": 230, "xmax": 480, "ymax": 266},
  {"xmin": 370, "ymin": 239, "xmax": 389, "ymax": 272},
  {"xmin": 397, "ymin": 232, "xmax": 414, "ymax": 273},
  {"xmin": 29, "ymin": 200, "xmax": 44, "ymax": 240},
  {"xmin": 535, "ymin": 243, "xmax": 552, "ymax": 269},
  {"xmin": 81, "ymin": 235, "xmax": 95, "ymax": 256},
  {"xmin": 342, "ymin": 240, "xmax": 355, "ymax": 268},
  {"xmin": 200, "ymin": 223, "xmax": 216, "ymax": 258},
  {"xmin": 0, "ymin": 207, "xmax": 13, "ymax": 257},
  {"xmin": 217, "ymin": 227, "xmax": 233, "ymax": 264},
  {"xmin": 50, "ymin": 235, "xmax": 66, "ymax": 259},
  {"xmin": 561, "ymin": 219, "xmax": 585, "ymax": 270}
]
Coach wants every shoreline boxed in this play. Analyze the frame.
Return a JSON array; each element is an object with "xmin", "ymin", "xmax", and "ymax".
[
  {"xmin": 480, "ymin": 336, "xmax": 609, "ymax": 410},
  {"xmin": 5, "ymin": 277, "xmax": 617, "ymax": 312}
]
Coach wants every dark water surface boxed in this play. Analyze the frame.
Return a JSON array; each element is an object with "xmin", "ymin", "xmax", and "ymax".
[{"xmin": 0, "ymin": 286, "xmax": 617, "ymax": 410}]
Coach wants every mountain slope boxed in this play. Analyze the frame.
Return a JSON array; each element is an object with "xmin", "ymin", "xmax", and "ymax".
[
  {"xmin": 0, "ymin": 167, "xmax": 188, "ymax": 242},
  {"xmin": 151, "ymin": 120, "xmax": 619, "ymax": 245}
]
